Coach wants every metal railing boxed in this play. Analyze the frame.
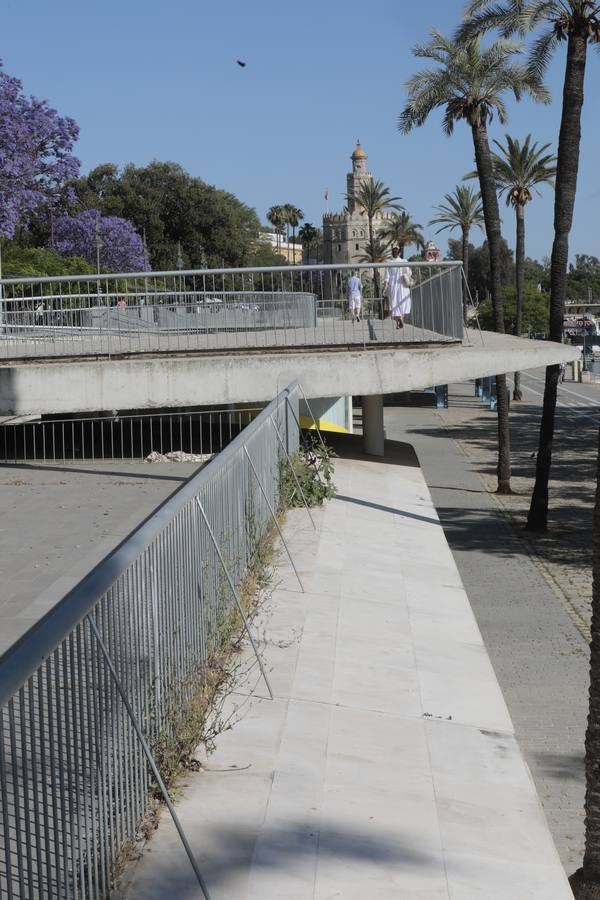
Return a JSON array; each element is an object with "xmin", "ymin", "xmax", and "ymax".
[
  {"xmin": 0, "ymin": 384, "xmax": 300, "ymax": 899},
  {"xmin": 0, "ymin": 262, "xmax": 464, "ymax": 360},
  {"xmin": 0, "ymin": 406, "xmax": 262, "ymax": 464}
]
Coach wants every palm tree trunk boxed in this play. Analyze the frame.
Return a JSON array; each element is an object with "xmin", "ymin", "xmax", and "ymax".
[
  {"xmin": 399, "ymin": 241, "xmax": 405, "ymax": 257},
  {"xmin": 369, "ymin": 216, "xmax": 381, "ymax": 300},
  {"xmin": 471, "ymin": 121, "xmax": 511, "ymax": 494},
  {"xmin": 570, "ymin": 426, "xmax": 600, "ymax": 895},
  {"xmin": 513, "ymin": 204, "xmax": 525, "ymax": 401},
  {"xmin": 461, "ymin": 225, "xmax": 470, "ymax": 323},
  {"xmin": 527, "ymin": 32, "xmax": 587, "ymax": 531}
]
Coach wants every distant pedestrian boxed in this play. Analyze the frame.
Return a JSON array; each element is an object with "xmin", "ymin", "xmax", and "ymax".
[
  {"xmin": 559, "ymin": 362, "xmax": 566, "ymax": 383},
  {"xmin": 384, "ymin": 246, "xmax": 413, "ymax": 330},
  {"xmin": 346, "ymin": 271, "xmax": 362, "ymax": 322},
  {"xmin": 116, "ymin": 297, "xmax": 127, "ymax": 308}
]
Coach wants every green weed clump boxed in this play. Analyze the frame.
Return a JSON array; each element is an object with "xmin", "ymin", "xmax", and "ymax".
[{"xmin": 280, "ymin": 434, "xmax": 336, "ymax": 509}]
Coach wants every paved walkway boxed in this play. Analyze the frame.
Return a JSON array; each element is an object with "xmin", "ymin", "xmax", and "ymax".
[
  {"xmin": 383, "ymin": 382, "xmax": 590, "ymax": 873},
  {"xmin": 118, "ymin": 436, "xmax": 572, "ymax": 899}
]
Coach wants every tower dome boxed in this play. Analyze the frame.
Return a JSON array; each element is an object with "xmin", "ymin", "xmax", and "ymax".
[{"xmin": 351, "ymin": 141, "xmax": 367, "ymax": 160}]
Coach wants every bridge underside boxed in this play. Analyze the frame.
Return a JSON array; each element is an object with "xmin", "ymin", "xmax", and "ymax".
[{"xmin": 0, "ymin": 330, "xmax": 576, "ymax": 417}]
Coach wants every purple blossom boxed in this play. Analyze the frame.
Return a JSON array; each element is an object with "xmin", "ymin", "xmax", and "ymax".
[
  {"xmin": 0, "ymin": 60, "xmax": 80, "ymax": 239},
  {"xmin": 52, "ymin": 209, "xmax": 148, "ymax": 273}
]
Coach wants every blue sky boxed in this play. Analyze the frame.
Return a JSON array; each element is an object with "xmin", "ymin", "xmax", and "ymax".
[{"xmin": 2, "ymin": 0, "xmax": 599, "ymax": 262}]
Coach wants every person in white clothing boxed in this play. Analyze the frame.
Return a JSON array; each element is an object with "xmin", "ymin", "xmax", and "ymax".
[
  {"xmin": 346, "ymin": 271, "xmax": 363, "ymax": 323},
  {"xmin": 383, "ymin": 246, "xmax": 412, "ymax": 329}
]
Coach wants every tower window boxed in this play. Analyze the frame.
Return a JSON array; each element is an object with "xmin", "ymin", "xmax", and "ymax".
[
  {"xmin": 337, "ymin": 244, "xmax": 341, "ymax": 251},
  {"xmin": 355, "ymin": 243, "xmax": 359, "ymax": 250}
]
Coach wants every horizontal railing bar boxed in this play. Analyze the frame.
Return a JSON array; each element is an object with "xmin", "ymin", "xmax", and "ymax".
[
  {"xmin": 0, "ymin": 260, "xmax": 463, "ymax": 288},
  {"xmin": 0, "ymin": 383, "xmax": 298, "ymax": 706}
]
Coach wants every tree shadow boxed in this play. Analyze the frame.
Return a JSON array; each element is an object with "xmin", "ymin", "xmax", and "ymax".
[
  {"xmin": 124, "ymin": 817, "xmax": 443, "ymax": 898},
  {"xmin": 531, "ymin": 750, "xmax": 585, "ymax": 784}
]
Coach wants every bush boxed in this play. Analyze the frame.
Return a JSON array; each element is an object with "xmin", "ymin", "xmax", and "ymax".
[{"xmin": 280, "ymin": 434, "xmax": 336, "ymax": 508}]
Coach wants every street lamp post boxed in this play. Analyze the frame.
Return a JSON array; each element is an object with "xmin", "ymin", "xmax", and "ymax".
[
  {"xmin": 176, "ymin": 241, "xmax": 184, "ymax": 301},
  {"xmin": 95, "ymin": 211, "xmax": 102, "ymax": 277}
]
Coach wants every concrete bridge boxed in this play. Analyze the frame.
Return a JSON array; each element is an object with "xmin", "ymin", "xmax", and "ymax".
[{"xmin": 0, "ymin": 262, "xmax": 577, "ymax": 455}]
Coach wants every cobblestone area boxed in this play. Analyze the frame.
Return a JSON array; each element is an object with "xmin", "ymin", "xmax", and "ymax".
[{"xmin": 439, "ymin": 379, "xmax": 596, "ymax": 641}]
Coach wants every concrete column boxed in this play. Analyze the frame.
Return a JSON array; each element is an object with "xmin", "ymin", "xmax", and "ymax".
[{"xmin": 362, "ymin": 393, "xmax": 385, "ymax": 456}]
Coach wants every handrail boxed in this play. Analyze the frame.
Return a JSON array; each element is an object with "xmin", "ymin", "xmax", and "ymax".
[
  {"xmin": 0, "ymin": 382, "xmax": 298, "ymax": 707},
  {"xmin": 0, "ymin": 259, "xmax": 463, "ymax": 288}
]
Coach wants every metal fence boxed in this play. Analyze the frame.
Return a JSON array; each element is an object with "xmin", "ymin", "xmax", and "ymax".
[
  {"xmin": 0, "ymin": 261, "xmax": 464, "ymax": 360},
  {"xmin": 0, "ymin": 384, "xmax": 300, "ymax": 899},
  {"xmin": 0, "ymin": 406, "xmax": 262, "ymax": 464}
]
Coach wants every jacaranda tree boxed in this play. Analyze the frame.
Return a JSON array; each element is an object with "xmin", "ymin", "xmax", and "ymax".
[
  {"xmin": 53, "ymin": 209, "xmax": 147, "ymax": 273},
  {"xmin": 0, "ymin": 60, "xmax": 80, "ymax": 239}
]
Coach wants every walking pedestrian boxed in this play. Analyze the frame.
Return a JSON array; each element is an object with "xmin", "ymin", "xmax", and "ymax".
[
  {"xmin": 346, "ymin": 271, "xmax": 363, "ymax": 323},
  {"xmin": 383, "ymin": 246, "xmax": 413, "ymax": 330}
]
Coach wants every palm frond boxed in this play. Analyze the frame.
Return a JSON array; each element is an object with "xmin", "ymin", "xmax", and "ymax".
[
  {"xmin": 528, "ymin": 27, "xmax": 560, "ymax": 78},
  {"xmin": 429, "ymin": 185, "xmax": 485, "ymax": 233}
]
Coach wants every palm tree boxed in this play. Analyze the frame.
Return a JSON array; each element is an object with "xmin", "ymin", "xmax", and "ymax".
[
  {"xmin": 460, "ymin": 3, "xmax": 600, "ymax": 527},
  {"xmin": 399, "ymin": 31, "xmax": 549, "ymax": 494},
  {"xmin": 485, "ymin": 134, "xmax": 556, "ymax": 400},
  {"xmin": 352, "ymin": 178, "xmax": 401, "ymax": 297},
  {"xmin": 266, "ymin": 205, "xmax": 286, "ymax": 251},
  {"xmin": 284, "ymin": 204, "xmax": 304, "ymax": 263},
  {"xmin": 379, "ymin": 211, "xmax": 425, "ymax": 258},
  {"xmin": 358, "ymin": 237, "xmax": 390, "ymax": 265},
  {"xmin": 429, "ymin": 185, "xmax": 485, "ymax": 319},
  {"xmin": 299, "ymin": 222, "xmax": 317, "ymax": 263}
]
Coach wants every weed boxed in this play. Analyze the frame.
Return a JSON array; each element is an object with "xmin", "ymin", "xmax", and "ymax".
[{"xmin": 279, "ymin": 433, "xmax": 337, "ymax": 509}]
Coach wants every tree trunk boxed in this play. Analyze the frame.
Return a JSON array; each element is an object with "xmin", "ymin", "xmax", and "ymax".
[
  {"xmin": 471, "ymin": 121, "xmax": 511, "ymax": 494},
  {"xmin": 399, "ymin": 241, "xmax": 405, "ymax": 257},
  {"xmin": 513, "ymin": 204, "xmax": 525, "ymax": 401},
  {"xmin": 369, "ymin": 216, "xmax": 381, "ymax": 300},
  {"xmin": 527, "ymin": 31, "xmax": 587, "ymax": 531},
  {"xmin": 461, "ymin": 225, "xmax": 470, "ymax": 323},
  {"xmin": 570, "ymin": 427, "xmax": 600, "ymax": 896}
]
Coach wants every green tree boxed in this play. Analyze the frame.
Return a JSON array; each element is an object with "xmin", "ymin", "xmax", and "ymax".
[
  {"xmin": 447, "ymin": 236, "xmax": 515, "ymax": 302},
  {"xmin": 430, "ymin": 185, "xmax": 485, "ymax": 318},
  {"xmin": 460, "ymin": 2, "xmax": 600, "ymax": 531},
  {"xmin": 378, "ymin": 211, "xmax": 425, "ymax": 257},
  {"xmin": 477, "ymin": 283, "xmax": 550, "ymax": 334},
  {"xmin": 74, "ymin": 161, "xmax": 263, "ymax": 270},
  {"xmin": 475, "ymin": 134, "xmax": 556, "ymax": 399},
  {"xmin": 284, "ymin": 204, "xmax": 304, "ymax": 263},
  {"xmin": 266, "ymin": 205, "xmax": 286, "ymax": 252},
  {"xmin": 567, "ymin": 254, "xmax": 600, "ymax": 302},
  {"xmin": 299, "ymin": 222, "xmax": 318, "ymax": 263},
  {"xmin": 352, "ymin": 179, "xmax": 401, "ymax": 297},
  {"xmin": 399, "ymin": 30, "xmax": 549, "ymax": 494},
  {"xmin": 0, "ymin": 242, "xmax": 93, "ymax": 278}
]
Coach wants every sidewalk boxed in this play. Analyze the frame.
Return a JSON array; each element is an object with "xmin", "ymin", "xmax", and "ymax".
[
  {"xmin": 118, "ymin": 436, "xmax": 572, "ymax": 899},
  {"xmin": 382, "ymin": 383, "xmax": 589, "ymax": 871}
]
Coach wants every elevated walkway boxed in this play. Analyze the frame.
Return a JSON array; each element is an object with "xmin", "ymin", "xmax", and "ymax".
[
  {"xmin": 119, "ymin": 436, "xmax": 572, "ymax": 899},
  {"xmin": 0, "ymin": 329, "xmax": 576, "ymax": 416}
]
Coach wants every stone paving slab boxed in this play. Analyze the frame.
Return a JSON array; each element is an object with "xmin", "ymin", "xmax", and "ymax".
[
  {"xmin": 382, "ymin": 383, "xmax": 589, "ymax": 875},
  {"xmin": 118, "ymin": 437, "xmax": 572, "ymax": 900}
]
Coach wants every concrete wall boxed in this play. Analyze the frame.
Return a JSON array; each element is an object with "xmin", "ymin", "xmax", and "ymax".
[
  {"xmin": 0, "ymin": 331, "xmax": 577, "ymax": 416},
  {"xmin": 299, "ymin": 396, "xmax": 352, "ymax": 433}
]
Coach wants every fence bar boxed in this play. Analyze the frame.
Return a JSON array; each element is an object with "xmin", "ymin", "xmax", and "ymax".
[
  {"xmin": 194, "ymin": 497, "xmax": 274, "ymax": 700},
  {"xmin": 0, "ymin": 262, "xmax": 464, "ymax": 362},
  {"xmin": 270, "ymin": 414, "xmax": 315, "ymax": 530},
  {"xmin": 243, "ymin": 446, "xmax": 304, "ymax": 592},
  {"xmin": 86, "ymin": 615, "xmax": 212, "ymax": 900}
]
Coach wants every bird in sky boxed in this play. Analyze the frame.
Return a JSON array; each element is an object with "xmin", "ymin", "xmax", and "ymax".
[{"xmin": 236, "ymin": 59, "xmax": 246, "ymax": 67}]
